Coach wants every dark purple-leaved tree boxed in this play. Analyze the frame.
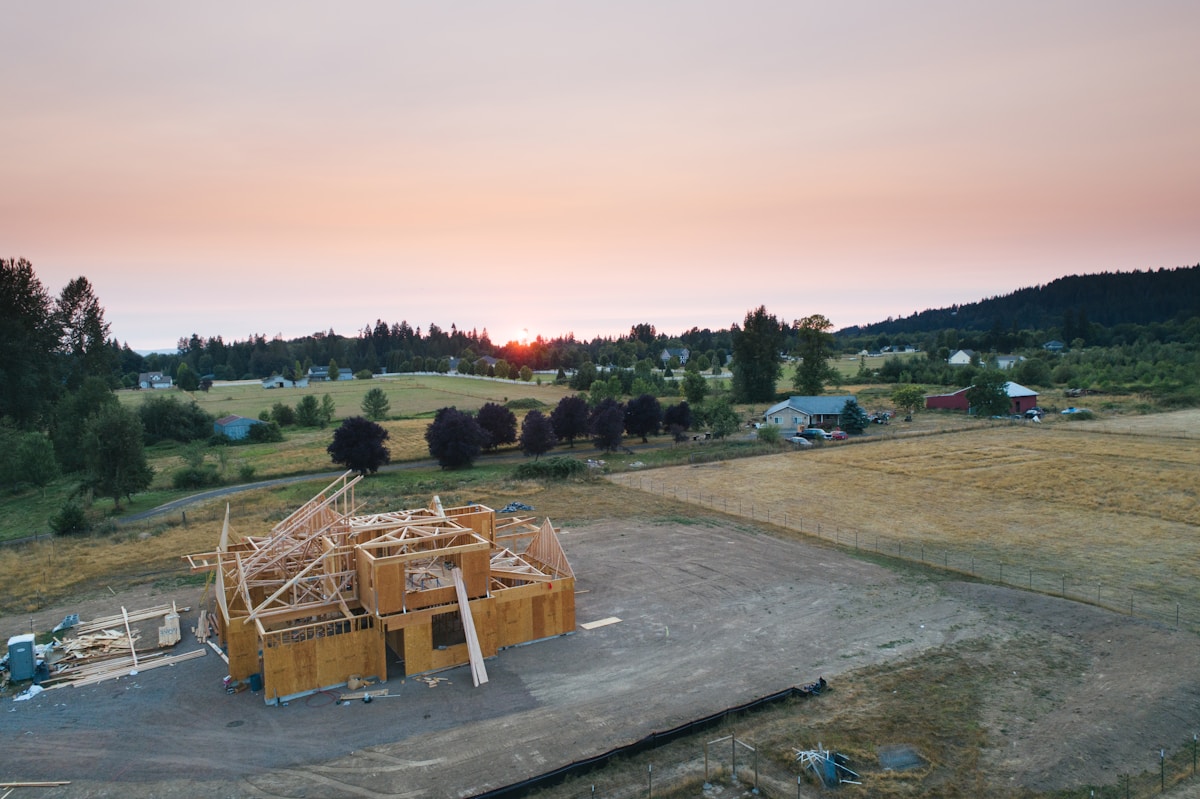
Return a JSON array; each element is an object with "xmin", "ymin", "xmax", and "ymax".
[
  {"xmin": 328, "ymin": 416, "xmax": 391, "ymax": 475},
  {"xmin": 623, "ymin": 393, "xmax": 662, "ymax": 443},
  {"xmin": 476, "ymin": 402, "xmax": 517, "ymax": 451},
  {"xmin": 518, "ymin": 409, "xmax": 557, "ymax": 459},
  {"xmin": 424, "ymin": 406, "xmax": 487, "ymax": 469},
  {"xmin": 589, "ymin": 397, "xmax": 626, "ymax": 453},
  {"xmin": 550, "ymin": 394, "xmax": 590, "ymax": 448}
]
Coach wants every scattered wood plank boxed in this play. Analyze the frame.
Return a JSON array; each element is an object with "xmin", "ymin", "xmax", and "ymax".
[{"xmin": 337, "ymin": 688, "xmax": 389, "ymax": 703}]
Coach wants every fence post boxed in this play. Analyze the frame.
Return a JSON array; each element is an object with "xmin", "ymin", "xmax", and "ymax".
[
  {"xmin": 1062, "ymin": 574, "xmax": 1066, "ymax": 598},
  {"xmin": 648, "ymin": 763, "xmax": 653, "ymax": 798}
]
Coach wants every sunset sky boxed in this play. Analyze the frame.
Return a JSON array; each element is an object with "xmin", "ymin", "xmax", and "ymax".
[{"xmin": 4, "ymin": 2, "xmax": 1198, "ymax": 351}]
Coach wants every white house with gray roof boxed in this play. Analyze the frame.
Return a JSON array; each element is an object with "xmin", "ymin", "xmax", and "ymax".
[{"xmin": 762, "ymin": 395, "xmax": 857, "ymax": 430}]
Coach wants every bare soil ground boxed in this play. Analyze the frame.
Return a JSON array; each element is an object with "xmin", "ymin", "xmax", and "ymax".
[{"xmin": 4, "ymin": 511, "xmax": 1199, "ymax": 798}]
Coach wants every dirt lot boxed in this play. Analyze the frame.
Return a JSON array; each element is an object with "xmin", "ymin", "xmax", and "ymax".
[{"xmin": 4, "ymin": 511, "xmax": 1200, "ymax": 798}]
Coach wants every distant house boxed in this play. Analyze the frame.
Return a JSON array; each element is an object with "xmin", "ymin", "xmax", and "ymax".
[
  {"xmin": 995, "ymin": 355, "xmax": 1026, "ymax": 370},
  {"xmin": 307, "ymin": 366, "xmax": 353, "ymax": 382},
  {"xmin": 137, "ymin": 372, "xmax": 173, "ymax": 390},
  {"xmin": 660, "ymin": 347, "xmax": 690, "ymax": 366},
  {"xmin": 1043, "ymin": 340, "xmax": 1066, "ymax": 352},
  {"xmin": 213, "ymin": 415, "xmax": 264, "ymax": 441},
  {"xmin": 261, "ymin": 375, "xmax": 309, "ymax": 389},
  {"xmin": 947, "ymin": 349, "xmax": 975, "ymax": 366},
  {"xmin": 763, "ymin": 395, "xmax": 856, "ymax": 431},
  {"xmin": 924, "ymin": 381, "xmax": 1039, "ymax": 415}
]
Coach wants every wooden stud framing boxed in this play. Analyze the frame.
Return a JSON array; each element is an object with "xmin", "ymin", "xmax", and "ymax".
[{"xmin": 185, "ymin": 471, "xmax": 575, "ymax": 704}]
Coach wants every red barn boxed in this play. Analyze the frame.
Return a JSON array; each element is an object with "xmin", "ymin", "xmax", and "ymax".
[{"xmin": 925, "ymin": 382, "xmax": 1039, "ymax": 415}]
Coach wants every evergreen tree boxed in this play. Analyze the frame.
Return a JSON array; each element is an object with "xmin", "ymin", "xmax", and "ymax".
[
  {"xmin": 327, "ymin": 357, "xmax": 339, "ymax": 382},
  {"xmin": 0, "ymin": 258, "xmax": 61, "ymax": 426},
  {"xmin": 319, "ymin": 394, "xmax": 337, "ymax": 427},
  {"xmin": 839, "ymin": 398, "xmax": 870, "ymax": 434},
  {"xmin": 328, "ymin": 416, "xmax": 391, "ymax": 475},
  {"xmin": 54, "ymin": 276, "xmax": 112, "ymax": 391},
  {"xmin": 82, "ymin": 404, "xmax": 153, "ymax": 509},
  {"xmin": 792, "ymin": 314, "xmax": 838, "ymax": 395},
  {"xmin": 730, "ymin": 306, "xmax": 783, "ymax": 402},
  {"xmin": 295, "ymin": 394, "xmax": 322, "ymax": 427},
  {"xmin": 361, "ymin": 387, "xmax": 391, "ymax": 420},
  {"xmin": 518, "ymin": 409, "xmax": 557, "ymax": 459}
]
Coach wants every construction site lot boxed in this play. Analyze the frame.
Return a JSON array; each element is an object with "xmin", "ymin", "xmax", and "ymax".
[
  {"xmin": 5, "ymin": 526, "xmax": 1200, "ymax": 795},
  {"xmin": 3, "ymin": 409, "xmax": 1199, "ymax": 798}
]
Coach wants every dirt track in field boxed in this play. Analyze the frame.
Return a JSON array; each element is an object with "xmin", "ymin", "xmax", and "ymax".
[{"xmin": 5, "ymin": 509, "xmax": 1200, "ymax": 798}]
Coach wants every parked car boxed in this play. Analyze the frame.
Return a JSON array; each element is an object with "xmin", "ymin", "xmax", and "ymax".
[
  {"xmin": 787, "ymin": 434, "xmax": 814, "ymax": 447},
  {"xmin": 798, "ymin": 428, "xmax": 832, "ymax": 440},
  {"xmin": 829, "ymin": 430, "xmax": 848, "ymax": 440},
  {"xmin": 1061, "ymin": 407, "xmax": 1090, "ymax": 415}
]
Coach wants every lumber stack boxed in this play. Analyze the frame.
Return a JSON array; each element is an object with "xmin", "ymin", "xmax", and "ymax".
[{"xmin": 38, "ymin": 603, "xmax": 204, "ymax": 689}]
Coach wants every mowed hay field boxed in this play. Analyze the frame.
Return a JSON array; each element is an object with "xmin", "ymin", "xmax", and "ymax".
[
  {"xmin": 616, "ymin": 408, "xmax": 1200, "ymax": 625},
  {"xmin": 118, "ymin": 373, "xmax": 573, "ymax": 424}
]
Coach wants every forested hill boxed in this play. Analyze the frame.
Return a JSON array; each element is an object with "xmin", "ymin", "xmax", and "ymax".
[{"xmin": 839, "ymin": 264, "xmax": 1200, "ymax": 337}]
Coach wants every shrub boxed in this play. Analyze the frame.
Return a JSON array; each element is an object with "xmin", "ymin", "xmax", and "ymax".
[
  {"xmin": 355, "ymin": 369, "xmax": 374, "ymax": 380},
  {"xmin": 756, "ymin": 424, "xmax": 781, "ymax": 444},
  {"xmin": 505, "ymin": 398, "xmax": 546, "ymax": 410},
  {"xmin": 1064, "ymin": 410, "xmax": 1095, "ymax": 421},
  {"xmin": 172, "ymin": 464, "xmax": 222, "ymax": 489},
  {"xmin": 49, "ymin": 502, "xmax": 92, "ymax": 536},
  {"xmin": 513, "ymin": 456, "xmax": 589, "ymax": 481},
  {"xmin": 237, "ymin": 463, "xmax": 257, "ymax": 482},
  {"xmin": 248, "ymin": 421, "xmax": 284, "ymax": 443}
]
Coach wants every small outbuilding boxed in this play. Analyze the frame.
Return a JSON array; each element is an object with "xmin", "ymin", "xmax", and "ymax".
[{"xmin": 214, "ymin": 414, "xmax": 264, "ymax": 441}]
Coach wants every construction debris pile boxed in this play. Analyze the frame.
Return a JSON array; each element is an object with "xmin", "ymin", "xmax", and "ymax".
[
  {"xmin": 5, "ymin": 603, "xmax": 205, "ymax": 695},
  {"xmin": 794, "ymin": 744, "xmax": 861, "ymax": 788}
]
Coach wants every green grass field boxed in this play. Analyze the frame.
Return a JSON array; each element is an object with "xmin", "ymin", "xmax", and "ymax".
[{"xmin": 117, "ymin": 373, "xmax": 576, "ymax": 421}]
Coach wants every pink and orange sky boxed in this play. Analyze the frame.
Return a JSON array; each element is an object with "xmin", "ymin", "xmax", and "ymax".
[{"xmin": 4, "ymin": 2, "xmax": 1198, "ymax": 351}]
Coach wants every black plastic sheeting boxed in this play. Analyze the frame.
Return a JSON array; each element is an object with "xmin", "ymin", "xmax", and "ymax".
[{"xmin": 470, "ymin": 678, "xmax": 827, "ymax": 799}]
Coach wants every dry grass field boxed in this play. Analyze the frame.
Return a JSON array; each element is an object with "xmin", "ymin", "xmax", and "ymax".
[{"xmin": 614, "ymin": 408, "xmax": 1200, "ymax": 629}]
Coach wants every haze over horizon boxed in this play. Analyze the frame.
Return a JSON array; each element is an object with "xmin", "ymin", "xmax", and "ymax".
[{"xmin": 4, "ymin": 2, "xmax": 1198, "ymax": 351}]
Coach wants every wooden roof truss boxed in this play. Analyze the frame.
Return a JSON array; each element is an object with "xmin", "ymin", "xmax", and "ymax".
[{"xmin": 188, "ymin": 472, "xmax": 573, "ymax": 637}]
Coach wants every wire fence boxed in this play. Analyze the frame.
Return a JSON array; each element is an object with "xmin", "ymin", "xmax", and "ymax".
[{"xmin": 609, "ymin": 474, "xmax": 1200, "ymax": 637}]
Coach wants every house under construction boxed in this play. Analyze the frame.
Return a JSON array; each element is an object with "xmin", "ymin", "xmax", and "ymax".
[{"xmin": 186, "ymin": 472, "xmax": 576, "ymax": 704}]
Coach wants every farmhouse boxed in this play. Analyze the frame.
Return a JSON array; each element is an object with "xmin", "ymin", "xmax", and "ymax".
[
  {"xmin": 763, "ymin": 395, "xmax": 856, "ymax": 430},
  {"xmin": 660, "ymin": 347, "xmax": 690, "ymax": 366},
  {"xmin": 947, "ymin": 349, "xmax": 976, "ymax": 366},
  {"xmin": 137, "ymin": 371, "xmax": 173, "ymax": 390},
  {"xmin": 924, "ymin": 381, "xmax": 1039, "ymax": 415},
  {"xmin": 186, "ymin": 473, "xmax": 575, "ymax": 705},
  {"xmin": 213, "ymin": 414, "xmax": 264, "ymax": 441},
  {"xmin": 307, "ymin": 366, "xmax": 353, "ymax": 382},
  {"xmin": 261, "ymin": 374, "xmax": 309, "ymax": 389}
]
